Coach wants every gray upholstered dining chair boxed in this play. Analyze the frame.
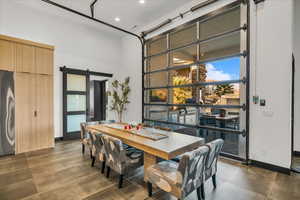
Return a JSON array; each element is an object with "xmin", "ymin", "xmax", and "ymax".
[
  {"xmin": 80, "ymin": 121, "xmax": 100, "ymax": 158},
  {"xmin": 88, "ymin": 130, "xmax": 106, "ymax": 173},
  {"xmin": 80, "ymin": 120, "xmax": 115, "ymax": 157},
  {"xmin": 201, "ymin": 139, "xmax": 224, "ymax": 199},
  {"xmin": 146, "ymin": 145, "xmax": 210, "ymax": 200},
  {"xmin": 101, "ymin": 134, "xmax": 144, "ymax": 188}
]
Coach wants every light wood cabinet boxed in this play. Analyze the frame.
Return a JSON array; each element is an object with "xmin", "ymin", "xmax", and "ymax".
[
  {"xmin": 36, "ymin": 75, "xmax": 54, "ymax": 149},
  {"xmin": 0, "ymin": 39, "xmax": 16, "ymax": 71},
  {"xmin": 0, "ymin": 34, "xmax": 54, "ymax": 154},
  {"xmin": 16, "ymin": 44, "xmax": 53, "ymax": 75},
  {"xmin": 36, "ymin": 47, "xmax": 54, "ymax": 75},
  {"xmin": 15, "ymin": 73, "xmax": 37, "ymax": 153},
  {"xmin": 16, "ymin": 43, "xmax": 35, "ymax": 73},
  {"xmin": 15, "ymin": 73, "xmax": 54, "ymax": 153}
]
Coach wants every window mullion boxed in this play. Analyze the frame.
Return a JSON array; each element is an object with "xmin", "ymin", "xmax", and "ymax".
[{"xmin": 167, "ymin": 33, "xmax": 170, "ymax": 124}]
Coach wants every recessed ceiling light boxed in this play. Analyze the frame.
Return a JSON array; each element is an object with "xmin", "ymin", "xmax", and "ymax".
[
  {"xmin": 139, "ymin": 0, "xmax": 145, "ymax": 4},
  {"xmin": 115, "ymin": 17, "xmax": 120, "ymax": 22}
]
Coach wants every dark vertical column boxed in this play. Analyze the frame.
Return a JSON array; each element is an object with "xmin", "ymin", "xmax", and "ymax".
[
  {"xmin": 94, "ymin": 80, "xmax": 107, "ymax": 121},
  {"xmin": 86, "ymin": 73, "xmax": 91, "ymax": 122},
  {"xmin": 62, "ymin": 71, "xmax": 67, "ymax": 139},
  {"xmin": 0, "ymin": 70, "xmax": 15, "ymax": 156},
  {"xmin": 101, "ymin": 81, "xmax": 107, "ymax": 120}
]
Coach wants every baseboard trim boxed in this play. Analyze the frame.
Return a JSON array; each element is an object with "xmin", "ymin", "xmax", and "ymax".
[
  {"xmin": 294, "ymin": 151, "xmax": 300, "ymax": 157},
  {"xmin": 55, "ymin": 137, "xmax": 64, "ymax": 142},
  {"xmin": 250, "ymin": 160, "xmax": 291, "ymax": 175},
  {"xmin": 220, "ymin": 152, "xmax": 245, "ymax": 162}
]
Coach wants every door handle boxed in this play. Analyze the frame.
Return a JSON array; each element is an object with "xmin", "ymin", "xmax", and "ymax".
[{"xmin": 34, "ymin": 111, "xmax": 37, "ymax": 117}]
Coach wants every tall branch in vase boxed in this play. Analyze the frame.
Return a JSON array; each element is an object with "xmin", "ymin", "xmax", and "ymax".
[{"xmin": 107, "ymin": 77, "xmax": 131, "ymax": 123}]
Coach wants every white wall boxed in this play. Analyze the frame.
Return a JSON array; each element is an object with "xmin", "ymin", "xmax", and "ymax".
[
  {"xmin": 249, "ymin": 0, "xmax": 293, "ymax": 168},
  {"xmin": 293, "ymin": 0, "xmax": 300, "ymax": 152},
  {"xmin": 122, "ymin": 0, "xmax": 294, "ymax": 168},
  {"xmin": 120, "ymin": 36, "xmax": 143, "ymax": 123},
  {"xmin": 0, "ymin": 0, "xmax": 123, "ymax": 138}
]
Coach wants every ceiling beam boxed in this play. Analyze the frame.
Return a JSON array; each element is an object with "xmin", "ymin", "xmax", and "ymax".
[{"xmin": 41, "ymin": 0, "xmax": 143, "ymax": 44}]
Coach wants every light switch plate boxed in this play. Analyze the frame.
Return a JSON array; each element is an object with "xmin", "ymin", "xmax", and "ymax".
[{"xmin": 260, "ymin": 99, "xmax": 266, "ymax": 106}]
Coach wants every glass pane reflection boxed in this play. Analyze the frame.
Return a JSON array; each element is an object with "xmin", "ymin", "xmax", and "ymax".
[
  {"xmin": 144, "ymin": 72, "xmax": 168, "ymax": 88},
  {"xmin": 67, "ymin": 95, "xmax": 86, "ymax": 112},
  {"xmin": 145, "ymin": 89, "xmax": 168, "ymax": 103},
  {"xmin": 170, "ymin": 45, "xmax": 197, "ymax": 66},
  {"xmin": 67, "ymin": 74, "xmax": 86, "ymax": 92},
  {"xmin": 67, "ymin": 115, "xmax": 86, "ymax": 132},
  {"xmin": 170, "ymin": 24, "xmax": 197, "ymax": 49}
]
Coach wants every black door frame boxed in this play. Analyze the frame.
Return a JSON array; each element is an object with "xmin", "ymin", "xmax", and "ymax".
[
  {"xmin": 92, "ymin": 80, "xmax": 108, "ymax": 121},
  {"xmin": 291, "ymin": 54, "xmax": 295, "ymax": 161},
  {"xmin": 61, "ymin": 66, "xmax": 113, "ymax": 140}
]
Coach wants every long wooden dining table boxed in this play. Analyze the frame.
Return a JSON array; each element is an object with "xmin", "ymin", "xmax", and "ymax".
[{"xmin": 87, "ymin": 123, "xmax": 205, "ymax": 181}]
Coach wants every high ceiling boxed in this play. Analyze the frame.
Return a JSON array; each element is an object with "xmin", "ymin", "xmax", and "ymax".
[{"xmin": 51, "ymin": 0, "xmax": 195, "ymax": 32}]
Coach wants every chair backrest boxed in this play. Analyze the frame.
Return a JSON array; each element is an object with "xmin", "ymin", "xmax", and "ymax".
[
  {"xmin": 93, "ymin": 132, "xmax": 105, "ymax": 161},
  {"xmin": 101, "ymin": 135, "xmax": 127, "ymax": 173},
  {"xmin": 80, "ymin": 123, "xmax": 86, "ymax": 140},
  {"xmin": 88, "ymin": 131, "xmax": 103, "ymax": 150},
  {"xmin": 80, "ymin": 121, "xmax": 100, "ymax": 139},
  {"xmin": 87, "ymin": 130, "xmax": 97, "ymax": 156},
  {"xmin": 205, "ymin": 139, "xmax": 224, "ymax": 179},
  {"xmin": 177, "ymin": 146, "xmax": 209, "ymax": 198}
]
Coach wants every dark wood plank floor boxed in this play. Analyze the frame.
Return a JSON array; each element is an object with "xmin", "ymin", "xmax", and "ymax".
[{"xmin": 0, "ymin": 140, "xmax": 299, "ymax": 200}]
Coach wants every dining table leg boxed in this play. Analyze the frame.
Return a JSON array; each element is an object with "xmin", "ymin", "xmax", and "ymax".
[{"xmin": 144, "ymin": 152, "xmax": 157, "ymax": 181}]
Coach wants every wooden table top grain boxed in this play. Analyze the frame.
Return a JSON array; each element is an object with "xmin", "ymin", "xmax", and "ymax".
[{"xmin": 87, "ymin": 124, "xmax": 204, "ymax": 160}]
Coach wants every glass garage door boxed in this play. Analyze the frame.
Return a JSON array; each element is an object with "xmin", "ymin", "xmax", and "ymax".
[{"xmin": 143, "ymin": 2, "xmax": 248, "ymax": 161}]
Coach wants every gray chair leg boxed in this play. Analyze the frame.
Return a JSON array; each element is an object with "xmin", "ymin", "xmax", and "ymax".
[
  {"xmin": 118, "ymin": 174, "xmax": 124, "ymax": 189},
  {"xmin": 196, "ymin": 187, "xmax": 202, "ymax": 200},
  {"xmin": 212, "ymin": 174, "xmax": 217, "ymax": 188},
  {"xmin": 201, "ymin": 184, "xmax": 205, "ymax": 199},
  {"xmin": 147, "ymin": 182, "xmax": 152, "ymax": 197}
]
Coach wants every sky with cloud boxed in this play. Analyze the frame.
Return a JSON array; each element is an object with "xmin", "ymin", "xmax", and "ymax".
[{"xmin": 205, "ymin": 57, "xmax": 240, "ymax": 81}]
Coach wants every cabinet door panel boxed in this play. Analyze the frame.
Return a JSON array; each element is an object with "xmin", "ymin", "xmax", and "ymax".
[
  {"xmin": 35, "ymin": 47, "xmax": 53, "ymax": 75},
  {"xmin": 36, "ymin": 75, "xmax": 54, "ymax": 149},
  {"xmin": 16, "ymin": 44, "xmax": 35, "ymax": 73},
  {"xmin": 0, "ymin": 40, "xmax": 16, "ymax": 71},
  {"xmin": 15, "ymin": 73, "xmax": 36, "ymax": 153}
]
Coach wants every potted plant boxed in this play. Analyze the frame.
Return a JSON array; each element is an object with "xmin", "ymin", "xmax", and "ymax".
[{"xmin": 107, "ymin": 77, "xmax": 131, "ymax": 123}]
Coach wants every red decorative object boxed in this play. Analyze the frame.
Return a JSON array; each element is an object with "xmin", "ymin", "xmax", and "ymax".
[{"xmin": 136, "ymin": 125, "xmax": 141, "ymax": 130}]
